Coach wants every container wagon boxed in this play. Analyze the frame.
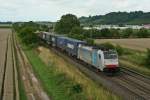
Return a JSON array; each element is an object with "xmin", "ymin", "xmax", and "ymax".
[
  {"xmin": 49, "ymin": 34, "xmax": 62, "ymax": 47},
  {"xmin": 56, "ymin": 37, "xmax": 68, "ymax": 51},
  {"xmin": 40, "ymin": 32, "xmax": 51, "ymax": 44},
  {"xmin": 65, "ymin": 38, "xmax": 86, "ymax": 56},
  {"xmin": 39, "ymin": 32, "xmax": 63, "ymax": 47}
]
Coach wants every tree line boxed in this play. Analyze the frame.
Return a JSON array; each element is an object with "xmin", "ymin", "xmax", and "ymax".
[
  {"xmin": 79, "ymin": 11, "xmax": 150, "ymax": 25},
  {"xmin": 78, "ymin": 28, "xmax": 150, "ymax": 39},
  {"xmin": 54, "ymin": 14, "xmax": 150, "ymax": 42},
  {"xmin": 13, "ymin": 21, "xmax": 49, "ymax": 47}
]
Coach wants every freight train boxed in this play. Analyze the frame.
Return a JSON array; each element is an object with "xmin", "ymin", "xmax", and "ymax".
[{"xmin": 39, "ymin": 32, "xmax": 120, "ymax": 73}]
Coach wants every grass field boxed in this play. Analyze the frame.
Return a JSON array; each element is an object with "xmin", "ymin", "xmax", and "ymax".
[
  {"xmin": 95, "ymin": 38, "xmax": 150, "ymax": 52},
  {"xmin": 120, "ymin": 52, "xmax": 150, "ymax": 76}
]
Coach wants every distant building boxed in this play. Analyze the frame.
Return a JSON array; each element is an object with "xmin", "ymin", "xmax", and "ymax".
[
  {"xmin": 143, "ymin": 24, "xmax": 150, "ymax": 29},
  {"xmin": 83, "ymin": 25, "xmax": 143, "ymax": 30}
]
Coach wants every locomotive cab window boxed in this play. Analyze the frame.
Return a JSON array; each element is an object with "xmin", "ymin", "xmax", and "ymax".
[
  {"xmin": 99, "ymin": 55, "xmax": 101, "ymax": 59},
  {"xmin": 104, "ymin": 51, "xmax": 117, "ymax": 59}
]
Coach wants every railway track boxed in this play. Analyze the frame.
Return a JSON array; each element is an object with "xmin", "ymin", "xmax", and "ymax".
[
  {"xmin": 111, "ymin": 68, "xmax": 150, "ymax": 100},
  {"xmin": 48, "ymin": 46, "xmax": 150, "ymax": 100},
  {"xmin": 0, "ymin": 30, "xmax": 19, "ymax": 100}
]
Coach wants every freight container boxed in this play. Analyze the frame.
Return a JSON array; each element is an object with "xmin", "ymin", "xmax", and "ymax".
[
  {"xmin": 56, "ymin": 37, "xmax": 68, "ymax": 50},
  {"xmin": 38, "ymin": 32, "xmax": 43, "ymax": 39},
  {"xmin": 65, "ymin": 38, "xmax": 86, "ymax": 56},
  {"xmin": 49, "ymin": 34, "xmax": 62, "ymax": 47},
  {"xmin": 42, "ymin": 32, "xmax": 46, "ymax": 40},
  {"xmin": 41, "ymin": 32, "xmax": 51, "ymax": 44},
  {"xmin": 45, "ymin": 34, "xmax": 51, "ymax": 44}
]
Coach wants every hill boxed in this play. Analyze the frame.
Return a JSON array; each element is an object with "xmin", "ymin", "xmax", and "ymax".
[{"xmin": 79, "ymin": 11, "xmax": 150, "ymax": 25}]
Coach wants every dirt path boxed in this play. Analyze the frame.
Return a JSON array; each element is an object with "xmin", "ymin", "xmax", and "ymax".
[{"xmin": 13, "ymin": 32, "xmax": 50, "ymax": 100}]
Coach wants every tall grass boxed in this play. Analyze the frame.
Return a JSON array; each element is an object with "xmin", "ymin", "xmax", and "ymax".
[
  {"xmin": 24, "ymin": 47, "xmax": 87, "ymax": 100},
  {"xmin": 120, "ymin": 48, "xmax": 150, "ymax": 76}
]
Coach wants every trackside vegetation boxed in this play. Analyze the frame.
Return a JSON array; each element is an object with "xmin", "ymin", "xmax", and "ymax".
[{"xmin": 13, "ymin": 21, "xmax": 47, "ymax": 47}]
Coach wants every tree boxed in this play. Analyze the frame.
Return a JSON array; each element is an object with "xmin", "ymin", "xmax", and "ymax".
[
  {"xmin": 100, "ymin": 28, "xmax": 112, "ymax": 38},
  {"xmin": 19, "ymin": 26, "xmax": 39, "ymax": 46},
  {"xmin": 54, "ymin": 14, "xmax": 80, "ymax": 34},
  {"xmin": 13, "ymin": 23, "xmax": 20, "ymax": 33},
  {"xmin": 137, "ymin": 28, "xmax": 149, "ymax": 38},
  {"xmin": 122, "ymin": 28, "xmax": 133, "ymax": 38},
  {"xmin": 68, "ymin": 26, "xmax": 84, "ymax": 40},
  {"xmin": 115, "ymin": 45, "xmax": 124, "ymax": 56},
  {"xmin": 110, "ymin": 29, "xmax": 120, "ymax": 38},
  {"xmin": 69, "ymin": 26, "xmax": 83, "ymax": 35}
]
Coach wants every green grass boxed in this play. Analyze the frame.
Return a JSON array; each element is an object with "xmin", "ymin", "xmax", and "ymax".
[
  {"xmin": 120, "ymin": 60, "xmax": 150, "ymax": 76},
  {"xmin": 17, "ymin": 72, "xmax": 27, "ymax": 100},
  {"xmin": 23, "ymin": 47, "xmax": 87, "ymax": 100},
  {"xmin": 121, "ymin": 51, "xmax": 146, "ymax": 65},
  {"xmin": 119, "ymin": 48, "xmax": 150, "ymax": 76}
]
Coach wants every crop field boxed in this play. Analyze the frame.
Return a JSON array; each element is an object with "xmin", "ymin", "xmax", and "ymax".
[
  {"xmin": 95, "ymin": 38, "xmax": 150, "ymax": 52},
  {"xmin": 0, "ymin": 28, "xmax": 19, "ymax": 100}
]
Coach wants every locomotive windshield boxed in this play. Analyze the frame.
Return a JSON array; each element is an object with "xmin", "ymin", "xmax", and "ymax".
[{"xmin": 103, "ymin": 51, "xmax": 117, "ymax": 59}]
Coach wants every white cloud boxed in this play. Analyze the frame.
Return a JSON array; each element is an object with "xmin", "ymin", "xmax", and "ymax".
[{"xmin": 0, "ymin": 0, "xmax": 149, "ymax": 21}]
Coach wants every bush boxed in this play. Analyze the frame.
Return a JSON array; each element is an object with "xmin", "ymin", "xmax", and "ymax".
[
  {"xmin": 100, "ymin": 42, "xmax": 115, "ymax": 49},
  {"xmin": 122, "ymin": 28, "xmax": 133, "ymax": 38},
  {"xmin": 18, "ymin": 27, "xmax": 39, "ymax": 47},
  {"xmin": 137, "ymin": 28, "xmax": 149, "ymax": 38},
  {"xmin": 71, "ymin": 84, "xmax": 82, "ymax": 94},
  {"xmin": 145, "ymin": 49, "xmax": 150, "ymax": 67},
  {"xmin": 115, "ymin": 45, "xmax": 124, "ymax": 56},
  {"xmin": 68, "ymin": 26, "xmax": 84, "ymax": 40},
  {"xmin": 85, "ymin": 38, "xmax": 94, "ymax": 45}
]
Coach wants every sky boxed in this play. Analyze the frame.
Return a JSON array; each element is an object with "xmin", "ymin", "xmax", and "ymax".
[{"xmin": 0, "ymin": 0, "xmax": 150, "ymax": 22}]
